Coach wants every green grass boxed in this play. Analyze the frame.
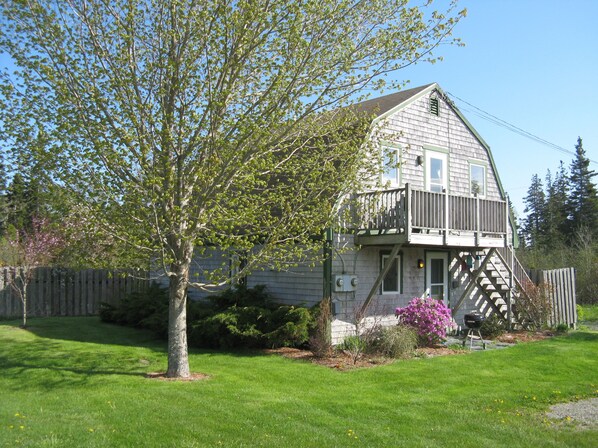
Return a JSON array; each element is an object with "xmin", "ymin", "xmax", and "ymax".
[{"xmin": 1, "ymin": 318, "xmax": 597, "ymax": 447}]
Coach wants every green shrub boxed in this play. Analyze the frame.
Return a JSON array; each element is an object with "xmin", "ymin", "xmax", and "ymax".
[
  {"xmin": 209, "ymin": 284, "xmax": 273, "ymax": 310},
  {"xmin": 99, "ymin": 282, "xmax": 169, "ymax": 334},
  {"xmin": 264, "ymin": 306, "xmax": 312, "ymax": 348},
  {"xmin": 370, "ymin": 324, "xmax": 418, "ymax": 359},
  {"xmin": 480, "ymin": 313, "xmax": 507, "ymax": 339},
  {"xmin": 103, "ymin": 284, "xmax": 314, "ymax": 350},
  {"xmin": 189, "ymin": 305, "xmax": 269, "ymax": 349},
  {"xmin": 188, "ymin": 286, "xmax": 314, "ymax": 350},
  {"xmin": 337, "ymin": 334, "xmax": 367, "ymax": 364}
]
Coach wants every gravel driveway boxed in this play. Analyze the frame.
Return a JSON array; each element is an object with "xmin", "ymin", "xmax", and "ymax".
[{"xmin": 547, "ymin": 398, "xmax": 598, "ymax": 427}]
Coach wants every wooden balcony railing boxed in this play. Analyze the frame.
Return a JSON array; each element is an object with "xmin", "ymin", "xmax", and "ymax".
[{"xmin": 350, "ymin": 184, "xmax": 509, "ymax": 247}]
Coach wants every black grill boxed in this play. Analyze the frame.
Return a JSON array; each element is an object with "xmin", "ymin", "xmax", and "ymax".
[
  {"xmin": 462, "ymin": 313, "xmax": 486, "ymax": 350},
  {"xmin": 464, "ymin": 313, "xmax": 485, "ymax": 329}
]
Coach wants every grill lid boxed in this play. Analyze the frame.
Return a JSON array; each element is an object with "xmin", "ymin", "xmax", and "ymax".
[{"xmin": 464, "ymin": 313, "xmax": 485, "ymax": 328}]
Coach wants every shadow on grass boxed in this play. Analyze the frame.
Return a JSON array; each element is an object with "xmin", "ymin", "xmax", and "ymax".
[
  {"xmin": 0, "ymin": 338, "xmax": 153, "ymax": 391},
  {"xmin": 0, "ymin": 316, "xmax": 167, "ymax": 349},
  {"xmin": 2, "ymin": 317, "xmax": 276, "ymax": 358},
  {"xmin": 0, "ymin": 317, "xmax": 280, "ymax": 389}
]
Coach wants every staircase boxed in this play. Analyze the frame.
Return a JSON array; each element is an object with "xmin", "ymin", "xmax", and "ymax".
[{"xmin": 456, "ymin": 247, "xmax": 532, "ymax": 329}]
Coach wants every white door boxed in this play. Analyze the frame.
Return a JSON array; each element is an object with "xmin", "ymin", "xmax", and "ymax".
[
  {"xmin": 425, "ymin": 150, "xmax": 448, "ymax": 193},
  {"xmin": 426, "ymin": 252, "xmax": 449, "ymax": 306}
]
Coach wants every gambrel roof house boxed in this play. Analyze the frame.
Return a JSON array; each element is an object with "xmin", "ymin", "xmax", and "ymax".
[{"xmin": 191, "ymin": 82, "xmax": 534, "ymax": 343}]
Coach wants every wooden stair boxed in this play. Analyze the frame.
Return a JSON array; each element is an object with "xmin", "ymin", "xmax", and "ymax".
[{"xmin": 455, "ymin": 247, "xmax": 531, "ymax": 329}]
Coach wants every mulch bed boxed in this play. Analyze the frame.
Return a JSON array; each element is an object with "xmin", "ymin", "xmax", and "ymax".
[
  {"xmin": 144, "ymin": 331, "xmax": 558, "ymax": 377},
  {"xmin": 265, "ymin": 330, "xmax": 556, "ymax": 370},
  {"xmin": 496, "ymin": 329, "xmax": 555, "ymax": 344}
]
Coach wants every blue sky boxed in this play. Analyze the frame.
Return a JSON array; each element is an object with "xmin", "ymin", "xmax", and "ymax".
[{"xmin": 396, "ymin": 0, "xmax": 598, "ymax": 216}]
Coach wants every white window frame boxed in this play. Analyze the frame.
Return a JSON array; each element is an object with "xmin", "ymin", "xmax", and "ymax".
[
  {"xmin": 424, "ymin": 148, "xmax": 448, "ymax": 193},
  {"xmin": 381, "ymin": 143, "xmax": 401, "ymax": 188},
  {"xmin": 381, "ymin": 252, "xmax": 401, "ymax": 294},
  {"xmin": 469, "ymin": 162, "xmax": 487, "ymax": 198}
]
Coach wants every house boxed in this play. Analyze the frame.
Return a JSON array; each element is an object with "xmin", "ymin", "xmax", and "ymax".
[{"xmin": 189, "ymin": 83, "xmax": 533, "ymax": 343}]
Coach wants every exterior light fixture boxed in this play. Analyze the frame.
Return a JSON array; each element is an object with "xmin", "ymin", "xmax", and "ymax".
[
  {"xmin": 416, "ymin": 155, "xmax": 423, "ymax": 166},
  {"xmin": 417, "ymin": 259, "xmax": 424, "ymax": 269}
]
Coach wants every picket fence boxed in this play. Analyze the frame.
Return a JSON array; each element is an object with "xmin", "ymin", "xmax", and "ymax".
[
  {"xmin": 0, "ymin": 267, "xmax": 149, "ymax": 319},
  {"xmin": 529, "ymin": 267, "xmax": 577, "ymax": 328}
]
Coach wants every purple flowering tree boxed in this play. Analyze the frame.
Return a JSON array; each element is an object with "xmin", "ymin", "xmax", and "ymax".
[
  {"xmin": 6, "ymin": 217, "xmax": 64, "ymax": 327},
  {"xmin": 395, "ymin": 297, "xmax": 456, "ymax": 346}
]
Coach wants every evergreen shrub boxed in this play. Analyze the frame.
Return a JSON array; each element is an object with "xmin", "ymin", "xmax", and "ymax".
[{"xmin": 102, "ymin": 284, "xmax": 315, "ymax": 349}]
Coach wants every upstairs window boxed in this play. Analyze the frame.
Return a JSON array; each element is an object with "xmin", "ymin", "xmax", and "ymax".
[
  {"xmin": 381, "ymin": 145, "xmax": 400, "ymax": 188},
  {"xmin": 470, "ymin": 163, "xmax": 486, "ymax": 197},
  {"xmin": 425, "ymin": 149, "xmax": 448, "ymax": 193}
]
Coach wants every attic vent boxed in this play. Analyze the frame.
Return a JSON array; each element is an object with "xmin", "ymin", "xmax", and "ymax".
[
  {"xmin": 430, "ymin": 98, "xmax": 439, "ymax": 116},
  {"xmin": 429, "ymin": 97, "xmax": 439, "ymax": 116}
]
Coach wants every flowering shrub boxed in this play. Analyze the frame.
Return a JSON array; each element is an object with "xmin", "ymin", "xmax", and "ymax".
[{"xmin": 395, "ymin": 297, "xmax": 456, "ymax": 346}]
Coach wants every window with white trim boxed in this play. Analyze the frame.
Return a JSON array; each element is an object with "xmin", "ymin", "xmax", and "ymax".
[
  {"xmin": 470, "ymin": 163, "xmax": 486, "ymax": 197},
  {"xmin": 381, "ymin": 252, "xmax": 401, "ymax": 294},
  {"xmin": 381, "ymin": 145, "xmax": 400, "ymax": 188},
  {"xmin": 425, "ymin": 149, "xmax": 448, "ymax": 193}
]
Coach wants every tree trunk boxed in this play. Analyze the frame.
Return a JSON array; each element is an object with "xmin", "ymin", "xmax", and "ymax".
[
  {"xmin": 22, "ymin": 283, "xmax": 27, "ymax": 328},
  {"xmin": 166, "ymin": 242, "xmax": 193, "ymax": 378}
]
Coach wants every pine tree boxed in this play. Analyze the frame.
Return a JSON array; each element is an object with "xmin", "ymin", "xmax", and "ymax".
[
  {"xmin": 567, "ymin": 137, "xmax": 598, "ymax": 236},
  {"xmin": 542, "ymin": 163, "xmax": 569, "ymax": 248},
  {"xmin": 521, "ymin": 173, "xmax": 546, "ymax": 248}
]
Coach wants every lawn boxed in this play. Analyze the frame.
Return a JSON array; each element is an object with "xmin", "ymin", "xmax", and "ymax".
[{"xmin": 0, "ymin": 318, "xmax": 596, "ymax": 447}]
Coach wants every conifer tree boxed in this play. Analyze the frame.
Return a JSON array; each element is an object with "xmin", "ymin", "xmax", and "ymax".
[
  {"xmin": 521, "ymin": 174, "xmax": 545, "ymax": 248},
  {"xmin": 567, "ymin": 137, "xmax": 598, "ymax": 236},
  {"xmin": 542, "ymin": 162, "xmax": 569, "ymax": 248}
]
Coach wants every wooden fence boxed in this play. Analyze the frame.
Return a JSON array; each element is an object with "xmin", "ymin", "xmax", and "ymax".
[
  {"xmin": 529, "ymin": 267, "xmax": 577, "ymax": 328},
  {"xmin": 0, "ymin": 267, "xmax": 150, "ymax": 319}
]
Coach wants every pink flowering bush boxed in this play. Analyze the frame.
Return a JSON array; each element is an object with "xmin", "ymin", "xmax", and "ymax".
[{"xmin": 395, "ymin": 297, "xmax": 455, "ymax": 346}]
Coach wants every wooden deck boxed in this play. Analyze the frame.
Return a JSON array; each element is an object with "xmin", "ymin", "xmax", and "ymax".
[{"xmin": 350, "ymin": 184, "xmax": 509, "ymax": 247}]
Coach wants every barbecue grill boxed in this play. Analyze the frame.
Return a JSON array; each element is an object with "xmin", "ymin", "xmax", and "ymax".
[{"xmin": 462, "ymin": 313, "xmax": 486, "ymax": 349}]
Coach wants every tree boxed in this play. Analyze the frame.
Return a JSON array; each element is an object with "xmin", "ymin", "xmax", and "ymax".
[
  {"xmin": 5, "ymin": 217, "xmax": 63, "ymax": 327},
  {"xmin": 521, "ymin": 174, "xmax": 545, "ymax": 248},
  {"xmin": 567, "ymin": 137, "xmax": 598, "ymax": 236},
  {"xmin": 0, "ymin": 0, "xmax": 466, "ymax": 377},
  {"xmin": 542, "ymin": 162, "xmax": 568, "ymax": 249}
]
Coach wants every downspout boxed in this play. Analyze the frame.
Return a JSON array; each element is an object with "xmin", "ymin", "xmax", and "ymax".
[{"xmin": 323, "ymin": 227, "xmax": 333, "ymax": 301}]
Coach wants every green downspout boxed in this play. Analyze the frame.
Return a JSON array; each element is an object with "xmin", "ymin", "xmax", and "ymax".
[{"xmin": 323, "ymin": 227, "xmax": 333, "ymax": 300}]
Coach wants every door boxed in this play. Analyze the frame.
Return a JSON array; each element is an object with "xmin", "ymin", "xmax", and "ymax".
[
  {"xmin": 426, "ymin": 251, "xmax": 449, "ymax": 306},
  {"xmin": 425, "ymin": 150, "xmax": 448, "ymax": 193}
]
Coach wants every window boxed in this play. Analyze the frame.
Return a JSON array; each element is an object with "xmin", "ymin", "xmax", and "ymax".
[
  {"xmin": 381, "ymin": 145, "xmax": 400, "ymax": 187},
  {"xmin": 470, "ymin": 163, "xmax": 486, "ymax": 197},
  {"xmin": 425, "ymin": 149, "xmax": 448, "ymax": 193},
  {"xmin": 381, "ymin": 252, "xmax": 401, "ymax": 294}
]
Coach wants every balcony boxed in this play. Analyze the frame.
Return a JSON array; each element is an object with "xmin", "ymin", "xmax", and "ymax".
[{"xmin": 350, "ymin": 184, "xmax": 509, "ymax": 247}]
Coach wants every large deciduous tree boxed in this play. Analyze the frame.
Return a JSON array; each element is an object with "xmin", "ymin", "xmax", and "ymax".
[{"xmin": 0, "ymin": 0, "xmax": 466, "ymax": 377}]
